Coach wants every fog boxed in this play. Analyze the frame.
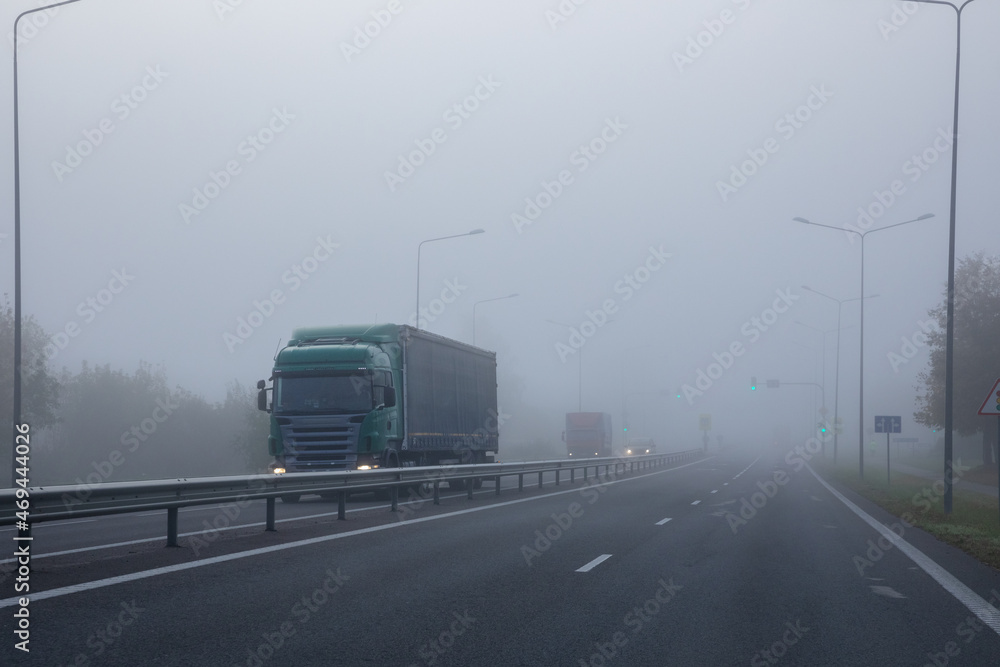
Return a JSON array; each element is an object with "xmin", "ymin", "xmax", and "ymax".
[{"xmin": 3, "ymin": 0, "xmax": 999, "ymax": 466}]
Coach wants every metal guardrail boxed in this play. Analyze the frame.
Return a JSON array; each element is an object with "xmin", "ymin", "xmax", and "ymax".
[{"xmin": 0, "ymin": 449, "xmax": 705, "ymax": 547}]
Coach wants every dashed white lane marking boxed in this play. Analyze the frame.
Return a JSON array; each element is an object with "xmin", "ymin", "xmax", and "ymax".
[
  {"xmin": 733, "ymin": 457, "xmax": 760, "ymax": 480},
  {"xmin": 576, "ymin": 554, "xmax": 613, "ymax": 573},
  {"xmin": 656, "ymin": 518, "xmax": 672, "ymax": 526},
  {"xmin": 870, "ymin": 586, "xmax": 906, "ymax": 599},
  {"xmin": 691, "ymin": 500, "xmax": 701, "ymax": 506},
  {"xmin": 0, "ymin": 457, "xmax": 712, "ymax": 606}
]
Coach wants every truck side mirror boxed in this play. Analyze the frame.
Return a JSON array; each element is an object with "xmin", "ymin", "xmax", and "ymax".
[
  {"xmin": 257, "ymin": 380, "xmax": 269, "ymax": 412},
  {"xmin": 384, "ymin": 386, "xmax": 396, "ymax": 408}
]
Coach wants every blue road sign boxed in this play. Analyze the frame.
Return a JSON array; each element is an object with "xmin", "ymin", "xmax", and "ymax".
[{"xmin": 874, "ymin": 416, "xmax": 901, "ymax": 434}]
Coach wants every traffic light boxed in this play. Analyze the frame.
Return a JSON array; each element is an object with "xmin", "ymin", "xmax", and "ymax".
[
  {"xmin": 818, "ymin": 422, "xmax": 827, "ymax": 433},
  {"xmin": 750, "ymin": 376, "xmax": 757, "ymax": 391}
]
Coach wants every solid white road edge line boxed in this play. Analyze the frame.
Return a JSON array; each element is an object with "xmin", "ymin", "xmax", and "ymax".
[{"xmin": 806, "ymin": 462, "xmax": 1000, "ymax": 637}]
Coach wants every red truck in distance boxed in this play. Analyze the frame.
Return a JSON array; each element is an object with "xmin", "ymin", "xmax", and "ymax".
[{"xmin": 563, "ymin": 412, "xmax": 613, "ymax": 457}]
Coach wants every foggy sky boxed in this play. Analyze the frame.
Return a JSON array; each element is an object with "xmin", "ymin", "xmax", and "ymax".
[{"xmin": 3, "ymin": 0, "xmax": 999, "ymax": 452}]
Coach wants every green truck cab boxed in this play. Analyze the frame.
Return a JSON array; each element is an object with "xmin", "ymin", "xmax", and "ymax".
[{"xmin": 258, "ymin": 324, "xmax": 499, "ymax": 497}]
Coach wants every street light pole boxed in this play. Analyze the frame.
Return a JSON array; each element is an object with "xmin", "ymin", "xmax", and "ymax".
[
  {"xmin": 802, "ymin": 287, "xmax": 877, "ymax": 464},
  {"xmin": 794, "ymin": 214, "xmax": 934, "ymax": 479},
  {"xmin": 11, "ymin": 0, "xmax": 86, "ymax": 486},
  {"xmin": 794, "ymin": 320, "xmax": 839, "ymax": 453},
  {"xmin": 906, "ymin": 0, "xmax": 978, "ymax": 514},
  {"xmin": 472, "ymin": 293, "xmax": 518, "ymax": 346},
  {"xmin": 415, "ymin": 229, "xmax": 484, "ymax": 330}
]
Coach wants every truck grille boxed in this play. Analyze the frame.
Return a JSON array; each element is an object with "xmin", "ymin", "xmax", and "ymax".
[{"xmin": 278, "ymin": 414, "xmax": 361, "ymax": 471}]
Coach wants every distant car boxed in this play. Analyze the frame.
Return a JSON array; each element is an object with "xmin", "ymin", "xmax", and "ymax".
[{"xmin": 624, "ymin": 438, "xmax": 656, "ymax": 455}]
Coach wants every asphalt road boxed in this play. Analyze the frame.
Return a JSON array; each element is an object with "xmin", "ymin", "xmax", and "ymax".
[{"xmin": 3, "ymin": 447, "xmax": 1000, "ymax": 666}]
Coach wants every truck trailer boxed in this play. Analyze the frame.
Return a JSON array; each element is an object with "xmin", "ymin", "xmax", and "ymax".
[
  {"xmin": 258, "ymin": 324, "xmax": 499, "ymax": 501},
  {"xmin": 563, "ymin": 412, "xmax": 613, "ymax": 457}
]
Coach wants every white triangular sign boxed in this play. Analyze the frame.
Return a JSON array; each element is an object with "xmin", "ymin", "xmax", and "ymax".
[{"xmin": 977, "ymin": 378, "xmax": 1000, "ymax": 416}]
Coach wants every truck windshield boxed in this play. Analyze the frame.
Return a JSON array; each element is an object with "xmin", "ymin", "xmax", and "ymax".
[{"xmin": 274, "ymin": 372, "xmax": 372, "ymax": 415}]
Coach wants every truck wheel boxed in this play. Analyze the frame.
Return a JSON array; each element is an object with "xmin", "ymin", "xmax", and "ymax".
[
  {"xmin": 447, "ymin": 479, "xmax": 466, "ymax": 491},
  {"xmin": 280, "ymin": 494, "xmax": 301, "ymax": 504},
  {"xmin": 472, "ymin": 478, "xmax": 484, "ymax": 489}
]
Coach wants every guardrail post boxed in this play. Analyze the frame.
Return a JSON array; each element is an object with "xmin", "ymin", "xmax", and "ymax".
[
  {"xmin": 555, "ymin": 469, "xmax": 560, "ymax": 486},
  {"xmin": 338, "ymin": 491, "xmax": 347, "ymax": 520},
  {"xmin": 583, "ymin": 466, "xmax": 588, "ymax": 481},
  {"xmin": 467, "ymin": 480, "xmax": 474, "ymax": 500},
  {"xmin": 518, "ymin": 474, "xmax": 524, "ymax": 492},
  {"xmin": 266, "ymin": 497, "xmax": 276, "ymax": 532},
  {"xmin": 495, "ymin": 476, "xmax": 501, "ymax": 496},
  {"xmin": 570, "ymin": 468, "xmax": 575, "ymax": 482},
  {"xmin": 433, "ymin": 481, "xmax": 440, "ymax": 505},
  {"xmin": 167, "ymin": 507, "xmax": 179, "ymax": 547},
  {"xmin": 391, "ymin": 485, "xmax": 399, "ymax": 512},
  {"xmin": 538, "ymin": 471, "xmax": 543, "ymax": 489}
]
